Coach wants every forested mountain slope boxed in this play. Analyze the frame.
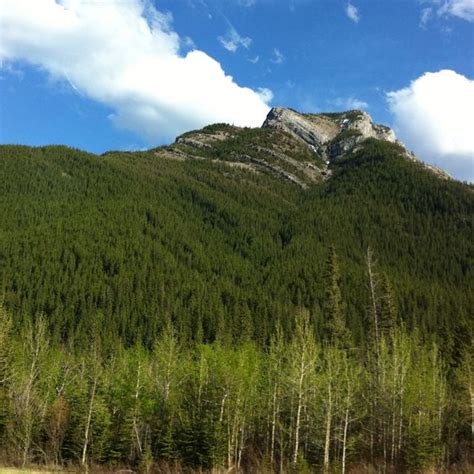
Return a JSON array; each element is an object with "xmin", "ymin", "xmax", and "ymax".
[
  {"xmin": 0, "ymin": 109, "xmax": 473, "ymax": 471},
  {"xmin": 0, "ymin": 118, "xmax": 472, "ymax": 354}
]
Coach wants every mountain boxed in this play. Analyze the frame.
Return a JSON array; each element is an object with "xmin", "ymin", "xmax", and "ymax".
[
  {"xmin": 0, "ymin": 107, "xmax": 471, "ymax": 351},
  {"xmin": 0, "ymin": 108, "xmax": 473, "ymax": 472},
  {"xmin": 167, "ymin": 107, "xmax": 451, "ymax": 187}
]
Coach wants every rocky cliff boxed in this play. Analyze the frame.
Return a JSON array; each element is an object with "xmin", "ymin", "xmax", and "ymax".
[
  {"xmin": 158, "ymin": 107, "xmax": 451, "ymax": 186},
  {"xmin": 263, "ymin": 107, "xmax": 398, "ymax": 160}
]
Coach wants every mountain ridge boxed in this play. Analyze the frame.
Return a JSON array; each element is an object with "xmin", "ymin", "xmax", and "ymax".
[
  {"xmin": 0, "ymin": 126, "xmax": 471, "ymax": 349},
  {"xmin": 152, "ymin": 107, "xmax": 452, "ymax": 188}
]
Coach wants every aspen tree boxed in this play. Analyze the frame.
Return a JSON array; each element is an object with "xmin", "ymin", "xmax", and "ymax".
[
  {"xmin": 9, "ymin": 315, "xmax": 49, "ymax": 467},
  {"xmin": 455, "ymin": 340, "xmax": 474, "ymax": 442},
  {"xmin": 151, "ymin": 321, "xmax": 185, "ymax": 460},
  {"xmin": 0, "ymin": 303, "xmax": 12, "ymax": 440},
  {"xmin": 152, "ymin": 321, "xmax": 182, "ymax": 404},
  {"xmin": 404, "ymin": 339, "xmax": 447, "ymax": 469},
  {"xmin": 322, "ymin": 346, "xmax": 350, "ymax": 472},
  {"xmin": 44, "ymin": 348, "xmax": 72, "ymax": 466},
  {"xmin": 389, "ymin": 327, "xmax": 411, "ymax": 465},
  {"xmin": 288, "ymin": 310, "xmax": 318, "ymax": 468},
  {"xmin": 340, "ymin": 354, "xmax": 362, "ymax": 474},
  {"xmin": 267, "ymin": 325, "xmax": 285, "ymax": 467},
  {"xmin": 81, "ymin": 341, "xmax": 101, "ymax": 469},
  {"xmin": 0, "ymin": 302, "xmax": 11, "ymax": 383},
  {"xmin": 118, "ymin": 345, "xmax": 150, "ymax": 463}
]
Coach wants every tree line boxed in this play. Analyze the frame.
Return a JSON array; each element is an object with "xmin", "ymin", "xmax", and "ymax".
[
  {"xmin": 0, "ymin": 249, "xmax": 472, "ymax": 472},
  {"xmin": 0, "ymin": 142, "xmax": 472, "ymax": 359},
  {"xmin": 0, "ymin": 137, "xmax": 473, "ymax": 470}
]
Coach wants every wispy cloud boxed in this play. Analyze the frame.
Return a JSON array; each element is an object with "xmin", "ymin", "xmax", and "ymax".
[
  {"xmin": 421, "ymin": 0, "xmax": 474, "ymax": 25},
  {"xmin": 438, "ymin": 0, "xmax": 474, "ymax": 21},
  {"xmin": 237, "ymin": 0, "xmax": 256, "ymax": 6},
  {"xmin": 218, "ymin": 26, "xmax": 252, "ymax": 52},
  {"xmin": 270, "ymin": 48, "xmax": 285, "ymax": 64},
  {"xmin": 331, "ymin": 97, "xmax": 369, "ymax": 110},
  {"xmin": 419, "ymin": 7, "xmax": 433, "ymax": 28},
  {"xmin": 0, "ymin": 0, "xmax": 271, "ymax": 142},
  {"xmin": 345, "ymin": 2, "xmax": 361, "ymax": 23}
]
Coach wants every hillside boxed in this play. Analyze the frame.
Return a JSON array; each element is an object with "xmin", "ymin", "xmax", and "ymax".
[
  {"xmin": 0, "ymin": 109, "xmax": 472, "ymax": 352},
  {"xmin": 0, "ymin": 108, "xmax": 473, "ymax": 471}
]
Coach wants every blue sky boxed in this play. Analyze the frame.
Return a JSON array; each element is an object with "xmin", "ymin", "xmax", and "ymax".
[{"xmin": 0, "ymin": 0, "xmax": 473, "ymax": 179}]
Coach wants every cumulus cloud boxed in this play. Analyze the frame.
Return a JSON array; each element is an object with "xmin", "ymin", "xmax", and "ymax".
[
  {"xmin": 387, "ymin": 70, "xmax": 474, "ymax": 182},
  {"xmin": 256, "ymin": 87, "xmax": 274, "ymax": 103},
  {"xmin": 218, "ymin": 26, "xmax": 252, "ymax": 52},
  {"xmin": 345, "ymin": 3, "xmax": 361, "ymax": 23},
  {"xmin": 0, "ymin": 0, "xmax": 272, "ymax": 143}
]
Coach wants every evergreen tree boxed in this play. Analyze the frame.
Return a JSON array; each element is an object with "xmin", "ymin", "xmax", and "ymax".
[
  {"xmin": 379, "ymin": 272, "xmax": 398, "ymax": 337},
  {"xmin": 323, "ymin": 246, "xmax": 352, "ymax": 349}
]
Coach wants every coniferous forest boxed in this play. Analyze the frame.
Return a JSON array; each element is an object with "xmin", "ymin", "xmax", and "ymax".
[{"xmin": 0, "ymin": 136, "xmax": 473, "ymax": 472}]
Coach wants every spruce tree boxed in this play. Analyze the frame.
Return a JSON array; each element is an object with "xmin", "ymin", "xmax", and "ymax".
[{"xmin": 323, "ymin": 247, "xmax": 351, "ymax": 349}]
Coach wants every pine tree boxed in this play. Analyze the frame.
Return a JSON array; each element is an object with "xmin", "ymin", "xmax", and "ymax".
[
  {"xmin": 379, "ymin": 272, "xmax": 398, "ymax": 338},
  {"xmin": 366, "ymin": 246, "xmax": 380, "ymax": 351},
  {"xmin": 323, "ymin": 247, "xmax": 351, "ymax": 349}
]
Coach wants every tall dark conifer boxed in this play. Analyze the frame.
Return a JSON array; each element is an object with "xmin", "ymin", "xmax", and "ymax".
[{"xmin": 323, "ymin": 246, "xmax": 351, "ymax": 349}]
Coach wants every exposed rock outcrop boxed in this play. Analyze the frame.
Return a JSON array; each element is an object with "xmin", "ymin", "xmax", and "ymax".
[
  {"xmin": 263, "ymin": 107, "xmax": 398, "ymax": 162},
  {"xmin": 263, "ymin": 108, "xmax": 340, "ymax": 148},
  {"xmin": 261, "ymin": 107, "xmax": 451, "ymax": 180},
  {"xmin": 158, "ymin": 107, "xmax": 452, "ymax": 186}
]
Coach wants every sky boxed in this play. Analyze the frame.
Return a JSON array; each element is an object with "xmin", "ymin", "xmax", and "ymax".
[{"xmin": 0, "ymin": 0, "xmax": 473, "ymax": 181}]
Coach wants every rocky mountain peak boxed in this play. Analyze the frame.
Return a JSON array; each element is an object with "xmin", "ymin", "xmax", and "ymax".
[
  {"xmin": 262, "ymin": 107, "xmax": 397, "ymax": 159},
  {"xmin": 261, "ymin": 107, "xmax": 453, "ymax": 180},
  {"xmin": 165, "ymin": 107, "xmax": 451, "ymax": 187},
  {"xmin": 262, "ymin": 108, "xmax": 340, "ymax": 147},
  {"xmin": 261, "ymin": 107, "xmax": 452, "ymax": 180}
]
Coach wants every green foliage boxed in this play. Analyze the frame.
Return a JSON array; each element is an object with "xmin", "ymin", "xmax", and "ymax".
[
  {"xmin": 323, "ymin": 247, "xmax": 351, "ymax": 349},
  {"xmin": 0, "ymin": 310, "xmax": 467, "ymax": 471},
  {"xmin": 0, "ymin": 135, "xmax": 472, "ymax": 469},
  {"xmin": 319, "ymin": 110, "xmax": 365, "ymax": 121},
  {"xmin": 0, "ymin": 141, "xmax": 472, "ymax": 357},
  {"xmin": 329, "ymin": 127, "xmax": 362, "ymax": 145}
]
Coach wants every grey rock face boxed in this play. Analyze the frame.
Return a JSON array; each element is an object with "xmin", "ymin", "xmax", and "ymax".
[
  {"xmin": 262, "ymin": 107, "xmax": 452, "ymax": 180},
  {"xmin": 262, "ymin": 108, "xmax": 340, "ymax": 147},
  {"xmin": 263, "ymin": 108, "xmax": 397, "ymax": 153},
  {"xmin": 347, "ymin": 111, "xmax": 397, "ymax": 143},
  {"xmin": 166, "ymin": 107, "xmax": 451, "ymax": 187}
]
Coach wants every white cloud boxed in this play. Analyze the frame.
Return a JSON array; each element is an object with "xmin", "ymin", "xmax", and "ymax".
[
  {"xmin": 345, "ymin": 2, "xmax": 361, "ymax": 23},
  {"xmin": 422, "ymin": 0, "xmax": 474, "ymax": 24},
  {"xmin": 270, "ymin": 48, "xmax": 284, "ymax": 64},
  {"xmin": 387, "ymin": 70, "xmax": 474, "ymax": 182},
  {"xmin": 0, "ymin": 0, "xmax": 271, "ymax": 143},
  {"xmin": 420, "ymin": 7, "xmax": 433, "ymax": 27},
  {"xmin": 218, "ymin": 26, "xmax": 252, "ymax": 52},
  {"xmin": 256, "ymin": 87, "xmax": 273, "ymax": 103},
  {"xmin": 438, "ymin": 0, "xmax": 474, "ymax": 21}
]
